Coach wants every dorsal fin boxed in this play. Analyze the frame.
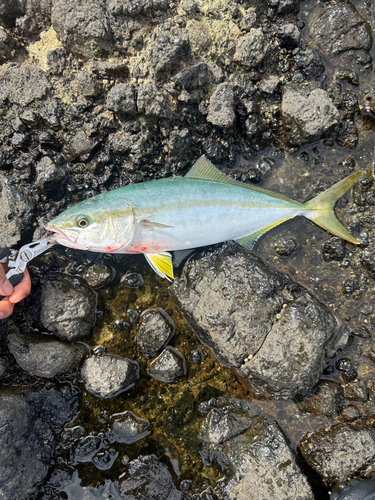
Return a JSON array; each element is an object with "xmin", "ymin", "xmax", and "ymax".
[{"xmin": 185, "ymin": 155, "xmax": 302, "ymax": 205}]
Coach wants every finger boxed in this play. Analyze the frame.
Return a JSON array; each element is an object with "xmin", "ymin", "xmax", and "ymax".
[
  {"xmin": 9, "ymin": 269, "xmax": 31, "ymax": 303},
  {"xmin": 0, "ymin": 265, "xmax": 13, "ymax": 296},
  {"xmin": 0, "ymin": 296, "xmax": 15, "ymax": 319}
]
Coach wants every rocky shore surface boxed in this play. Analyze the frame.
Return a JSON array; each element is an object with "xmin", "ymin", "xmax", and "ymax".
[{"xmin": 0, "ymin": 0, "xmax": 374, "ymax": 498}]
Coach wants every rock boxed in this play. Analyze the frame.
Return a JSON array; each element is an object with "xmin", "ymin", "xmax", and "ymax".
[
  {"xmin": 149, "ymin": 27, "xmax": 189, "ymax": 80},
  {"xmin": 7, "ymin": 328, "xmax": 87, "ymax": 378},
  {"xmin": 281, "ymin": 88, "xmax": 340, "ymax": 146},
  {"xmin": 234, "ymin": 28, "xmax": 269, "ymax": 69},
  {"xmin": 258, "ymin": 75, "xmax": 280, "ymax": 94},
  {"xmin": 170, "ymin": 244, "xmax": 341, "ymax": 399},
  {"xmin": 293, "ymin": 47, "xmax": 325, "ymax": 80},
  {"xmin": 0, "ymin": 356, "xmax": 11, "ymax": 379},
  {"xmin": 0, "ymin": 384, "xmax": 79, "ymax": 499},
  {"xmin": 40, "ymin": 277, "xmax": 96, "ymax": 342},
  {"xmin": 120, "ymin": 271, "xmax": 144, "ymax": 289},
  {"xmin": 0, "ymin": 174, "xmax": 34, "ymax": 247},
  {"xmin": 220, "ymin": 417, "xmax": 314, "ymax": 499},
  {"xmin": 106, "ymin": 83, "xmax": 137, "ymax": 116},
  {"xmin": 137, "ymin": 84, "xmax": 171, "ymax": 118},
  {"xmin": 174, "ymin": 62, "xmax": 209, "ymax": 90},
  {"xmin": 84, "ymin": 263, "xmax": 113, "ymax": 288},
  {"xmin": 168, "ymin": 129, "xmax": 192, "ymax": 158},
  {"xmin": 297, "ymin": 381, "xmax": 344, "ymax": 417},
  {"xmin": 0, "ymin": 26, "xmax": 15, "ymax": 61},
  {"xmin": 110, "ymin": 410, "xmax": 150, "ymax": 444},
  {"xmin": 62, "ymin": 130, "xmax": 97, "ymax": 161},
  {"xmin": 278, "ymin": 23, "xmax": 301, "ymax": 49},
  {"xmin": 267, "ymin": 0, "xmax": 299, "ymax": 15},
  {"xmin": 273, "ymin": 234, "xmax": 298, "ymax": 256},
  {"xmin": 311, "ymin": 2, "xmax": 371, "ymax": 59},
  {"xmin": 185, "ymin": 19, "xmax": 211, "ymax": 53},
  {"xmin": 51, "ymin": 0, "xmax": 113, "ymax": 58},
  {"xmin": 75, "ymin": 71, "xmax": 98, "ymax": 97},
  {"xmin": 147, "ymin": 347, "xmax": 186, "ymax": 383},
  {"xmin": 322, "ymin": 237, "xmax": 346, "ymax": 261},
  {"xmin": 299, "ymin": 423, "xmax": 375, "ymax": 484},
  {"xmin": 81, "ymin": 354, "xmax": 140, "ymax": 398},
  {"xmin": 137, "ymin": 308, "xmax": 175, "ymax": 359},
  {"xmin": 36, "ymin": 156, "xmax": 67, "ymax": 197},
  {"xmin": 0, "ymin": 0, "xmax": 23, "ymax": 27},
  {"xmin": 207, "ymin": 83, "xmax": 235, "ymax": 128},
  {"xmin": 199, "ymin": 407, "xmax": 253, "ymax": 445},
  {"xmin": 120, "ymin": 455, "xmax": 185, "ymax": 500},
  {"xmin": 0, "ymin": 64, "xmax": 50, "ymax": 106}
]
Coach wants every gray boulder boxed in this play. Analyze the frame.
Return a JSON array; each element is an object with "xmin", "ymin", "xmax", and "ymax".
[
  {"xmin": 40, "ymin": 277, "xmax": 96, "ymax": 342},
  {"xmin": 170, "ymin": 244, "xmax": 341, "ymax": 399},
  {"xmin": 7, "ymin": 328, "xmax": 87, "ymax": 378},
  {"xmin": 281, "ymin": 88, "xmax": 340, "ymax": 146},
  {"xmin": 81, "ymin": 355, "xmax": 139, "ymax": 398}
]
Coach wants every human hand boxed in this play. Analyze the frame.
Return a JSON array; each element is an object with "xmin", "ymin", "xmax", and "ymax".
[{"xmin": 0, "ymin": 264, "xmax": 31, "ymax": 319}]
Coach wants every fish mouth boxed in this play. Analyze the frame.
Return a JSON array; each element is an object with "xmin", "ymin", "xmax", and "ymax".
[{"xmin": 45, "ymin": 225, "xmax": 78, "ymax": 244}]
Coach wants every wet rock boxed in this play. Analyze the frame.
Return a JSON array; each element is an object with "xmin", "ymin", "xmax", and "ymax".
[
  {"xmin": 282, "ymin": 88, "xmax": 340, "ymax": 146},
  {"xmin": 40, "ymin": 277, "xmax": 96, "ymax": 342},
  {"xmin": 137, "ymin": 84, "xmax": 171, "ymax": 118},
  {"xmin": 207, "ymin": 83, "xmax": 235, "ymax": 128},
  {"xmin": 267, "ymin": 0, "xmax": 299, "ymax": 15},
  {"xmin": 168, "ymin": 129, "xmax": 192, "ymax": 159},
  {"xmin": 120, "ymin": 454, "xmax": 184, "ymax": 499},
  {"xmin": 0, "ymin": 26, "xmax": 15, "ymax": 61},
  {"xmin": 106, "ymin": 83, "xmax": 137, "ymax": 116},
  {"xmin": 120, "ymin": 271, "xmax": 144, "ymax": 289},
  {"xmin": 234, "ymin": 28, "xmax": 269, "ymax": 69},
  {"xmin": 174, "ymin": 62, "xmax": 209, "ymax": 90},
  {"xmin": 75, "ymin": 71, "xmax": 98, "ymax": 97},
  {"xmin": 84, "ymin": 263, "xmax": 112, "ymax": 288},
  {"xmin": 0, "ymin": 174, "xmax": 34, "ymax": 246},
  {"xmin": 171, "ymin": 244, "xmax": 340, "ymax": 399},
  {"xmin": 149, "ymin": 27, "xmax": 189, "ymax": 80},
  {"xmin": 343, "ymin": 380, "xmax": 368, "ymax": 401},
  {"xmin": 110, "ymin": 410, "xmax": 150, "ymax": 444},
  {"xmin": 199, "ymin": 407, "xmax": 252, "ymax": 444},
  {"xmin": 51, "ymin": 0, "xmax": 113, "ymax": 58},
  {"xmin": 147, "ymin": 346, "xmax": 186, "ymax": 383},
  {"xmin": 278, "ymin": 23, "xmax": 300, "ymax": 49},
  {"xmin": 322, "ymin": 237, "xmax": 346, "ymax": 261},
  {"xmin": 0, "ymin": 384, "xmax": 79, "ymax": 499},
  {"xmin": 258, "ymin": 75, "xmax": 279, "ymax": 95},
  {"xmin": 273, "ymin": 234, "xmax": 298, "ymax": 256},
  {"xmin": 81, "ymin": 354, "xmax": 139, "ymax": 398},
  {"xmin": 36, "ymin": 156, "xmax": 67, "ymax": 197},
  {"xmin": 7, "ymin": 328, "xmax": 87, "ymax": 378},
  {"xmin": 221, "ymin": 417, "xmax": 314, "ymax": 499},
  {"xmin": 0, "ymin": 64, "xmax": 50, "ymax": 106},
  {"xmin": 311, "ymin": 2, "xmax": 371, "ymax": 60},
  {"xmin": 293, "ymin": 47, "xmax": 325, "ymax": 80},
  {"xmin": 137, "ymin": 308, "xmax": 175, "ymax": 359},
  {"xmin": 63, "ymin": 130, "xmax": 97, "ymax": 161},
  {"xmin": 297, "ymin": 381, "xmax": 344, "ymax": 417},
  {"xmin": 299, "ymin": 423, "xmax": 375, "ymax": 484}
]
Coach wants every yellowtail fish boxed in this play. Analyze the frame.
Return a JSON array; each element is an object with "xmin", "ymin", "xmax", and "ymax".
[{"xmin": 46, "ymin": 156, "xmax": 362, "ymax": 280}]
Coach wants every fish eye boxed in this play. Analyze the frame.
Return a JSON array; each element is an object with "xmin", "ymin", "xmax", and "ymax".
[{"xmin": 77, "ymin": 216, "xmax": 90, "ymax": 228}]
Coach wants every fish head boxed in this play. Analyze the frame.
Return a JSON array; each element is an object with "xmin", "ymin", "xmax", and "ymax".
[{"xmin": 45, "ymin": 195, "xmax": 136, "ymax": 253}]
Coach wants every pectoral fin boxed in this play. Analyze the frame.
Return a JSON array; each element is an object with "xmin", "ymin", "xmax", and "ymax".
[
  {"xmin": 145, "ymin": 252, "xmax": 174, "ymax": 281},
  {"xmin": 140, "ymin": 220, "xmax": 174, "ymax": 230}
]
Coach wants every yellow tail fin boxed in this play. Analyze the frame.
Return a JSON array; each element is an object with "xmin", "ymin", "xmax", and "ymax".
[{"xmin": 304, "ymin": 172, "xmax": 362, "ymax": 244}]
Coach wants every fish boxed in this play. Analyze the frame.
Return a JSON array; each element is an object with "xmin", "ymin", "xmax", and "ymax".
[{"xmin": 45, "ymin": 155, "xmax": 362, "ymax": 281}]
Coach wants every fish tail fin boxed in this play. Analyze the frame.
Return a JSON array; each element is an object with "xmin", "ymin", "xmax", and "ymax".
[{"xmin": 303, "ymin": 172, "xmax": 362, "ymax": 244}]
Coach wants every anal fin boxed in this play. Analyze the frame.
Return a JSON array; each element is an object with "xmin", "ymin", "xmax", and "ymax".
[
  {"xmin": 145, "ymin": 252, "xmax": 174, "ymax": 281},
  {"xmin": 235, "ymin": 216, "xmax": 297, "ymax": 250}
]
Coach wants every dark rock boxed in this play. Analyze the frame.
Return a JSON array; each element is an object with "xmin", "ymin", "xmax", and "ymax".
[
  {"xmin": 150, "ymin": 27, "xmax": 189, "ymax": 80},
  {"xmin": 199, "ymin": 407, "xmax": 252, "ymax": 444},
  {"xmin": 147, "ymin": 346, "xmax": 186, "ymax": 383},
  {"xmin": 36, "ymin": 156, "xmax": 67, "ymax": 197},
  {"xmin": 0, "ymin": 174, "xmax": 34, "ymax": 246},
  {"xmin": 110, "ymin": 410, "xmax": 150, "ymax": 444},
  {"xmin": 84, "ymin": 263, "xmax": 113, "ymax": 288},
  {"xmin": 170, "ymin": 244, "xmax": 341, "ymax": 399},
  {"xmin": 81, "ymin": 354, "xmax": 140, "ymax": 398},
  {"xmin": 267, "ymin": 0, "xmax": 299, "ymax": 15},
  {"xmin": 239, "ymin": 9, "xmax": 257, "ymax": 31},
  {"xmin": 51, "ymin": 0, "xmax": 113, "ymax": 58},
  {"xmin": 0, "ymin": 26, "xmax": 15, "ymax": 60},
  {"xmin": 278, "ymin": 23, "xmax": 301, "ymax": 49},
  {"xmin": 0, "ymin": 356, "xmax": 11, "ymax": 379},
  {"xmin": 0, "ymin": 384, "xmax": 79, "ymax": 499},
  {"xmin": 174, "ymin": 62, "xmax": 209, "ymax": 90},
  {"xmin": 293, "ymin": 47, "xmax": 325, "ymax": 80},
  {"xmin": 207, "ymin": 83, "xmax": 235, "ymax": 128},
  {"xmin": 19, "ymin": 109, "xmax": 38, "ymax": 127},
  {"xmin": 273, "ymin": 235, "xmax": 298, "ymax": 256},
  {"xmin": 0, "ymin": 0, "xmax": 24, "ymax": 27},
  {"xmin": 234, "ymin": 28, "xmax": 269, "ymax": 69},
  {"xmin": 297, "ymin": 381, "xmax": 344, "ymax": 417},
  {"xmin": 322, "ymin": 237, "xmax": 346, "ymax": 261},
  {"xmin": 168, "ymin": 128, "xmax": 192, "ymax": 158},
  {"xmin": 7, "ymin": 328, "xmax": 87, "ymax": 378},
  {"xmin": 75, "ymin": 71, "xmax": 98, "ymax": 97},
  {"xmin": 282, "ymin": 88, "xmax": 339, "ymax": 146},
  {"xmin": 258, "ymin": 75, "xmax": 279, "ymax": 94},
  {"xmin": 120, "ymin": 271, "xmax": 144, "ymax": 289},
  {"xmin": 11, "ymin": 132, "xmax": 29, "ymax": 148},
  {"xmin": 40, "ymin": 277, "xmax": 96, "ymax": 342},
  {"xmin": 299, "ymin": 423, "xmax": 375, "ymax": 484},
  {"xmin": 0, "ymin": 64, "xmax": 50, "ymax": 106},
  {"xmin": 191, "ymin": 348, "xmax": 204, "ymax": 364},
  {"xmin": 62, "ymin": 130, "xmax": 97, "ymax": 161},
  {"xmin": 343, "ymin": 380, "xmax": 368, "ymax": 401},
  {"xmin": 221, "ymin": 417, "xmax": 314, "ymax": 499},
  {"xmin": 311, "ymin": 2, "xmax": 371, "ymax": 59},
  {"xmin": 137, "ymin": 308, "xmax": 175, "ymax": 359},
  {"xmin": 106, "ymin": 83, "xmax": 137, "ymax": 116},
  {"xmin": 137, "ymin": 84, "xmax": 171, "ymax": 118},
  {"xmin": 120, "ymin": 455, "xmax": 185, "ymax": 500}
]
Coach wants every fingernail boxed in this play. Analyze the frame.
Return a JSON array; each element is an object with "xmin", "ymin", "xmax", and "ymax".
[{"xmin": 2, "ymin": 280, "xmax": 13, "ymax": 295}]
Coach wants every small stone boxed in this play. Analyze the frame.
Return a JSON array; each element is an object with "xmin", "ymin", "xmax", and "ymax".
[
  {"xmin": 106, "ymin": 83, "xmax": 137, "ymax": 116},
  {"xmin": 137, "ymin": 309, "xmax": 175, "ymax": 359},
  {"xmin": 137, "ymin": 84, "xmax": 171, "ymax": 118},
  {"xmin": 120, "ymin": 271, "xmax": 144, "ymax": 289},
  {"xmin": 322, "ymin": 237, "xmax": 346, "ymax": 261},
  {"xmin": 147, "ymin": 347, "xmax": 186, "ymax": 383},
  {"xmin": 343, "ymin": 380, "xmax": 368, "ymax": 401},
  {"xmin": 199, "ymin": 407, "xmax": 252, "ymax": 444},
  {"xmin": 258, "ymin": 75, "xmax": 279, "ymax": 94},
  {"xmin": 174, "ymin": 63, "xmax": 209, "ymax": 91},
  {"xmin": 36, "ymin": 156, "xmax": 66, "ymax": 197},
  {"xmin": 274, "ymin": 235, "xmax": 298, "ymax": 256},
  {"xmin": 278, "ymin": 23, "xmax": 301, "ymax": 49},
  {"xmin": 234, "ymin": 28, "xmax": 269, "ymax": 69},
  {"xmin": 207, "ymin": 83, "xmax": 235, "ymax": 128},
  {"xmin": 84, "ymin": 264, "xmax": 112, "ymax": 288},
  {"xmin": 110, "ymin": 411, "xmax": 150, "ymax": 444},
  {"xmin": 81, "ymin": 355, "xmax": 139, "ymax": 398},
  {"xmin": 76, "ymin": 71, "xmax": 98, "ymax": 97},
  {"xmin": 62, "ymin": 130, "xmax": 97, "ymax": 161}
]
